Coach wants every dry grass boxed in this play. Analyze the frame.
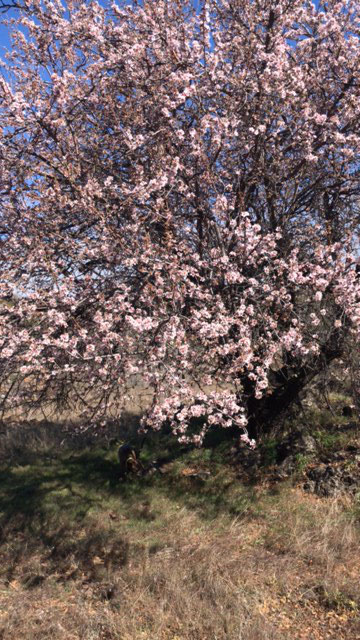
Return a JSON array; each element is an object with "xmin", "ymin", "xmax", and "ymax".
[
  {"xmin": 0, "ymin": 425, "xmax": 360, "ymax": 639},
  {"xmin": 1, "ymin": 500, "xmax": 359, "ymax": 640},
  {"xmin": 0, "ymin": 412, "xmax": 143, "ymax": 465}
]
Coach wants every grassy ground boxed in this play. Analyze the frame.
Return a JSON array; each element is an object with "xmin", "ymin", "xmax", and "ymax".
[{"xmin": 0, "ymin": 423, "xmax": 359, "ymax": 640}]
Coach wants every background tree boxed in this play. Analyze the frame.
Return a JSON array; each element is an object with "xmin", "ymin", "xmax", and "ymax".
[{"xmin": 0, "ymin": 0, "xmax": 360, "ymax": 443}]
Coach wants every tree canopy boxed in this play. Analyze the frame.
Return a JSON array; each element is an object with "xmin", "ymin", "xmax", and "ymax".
[{"xmin": 1, "ymin": 0, "xmax": 360, "ymax": 443}]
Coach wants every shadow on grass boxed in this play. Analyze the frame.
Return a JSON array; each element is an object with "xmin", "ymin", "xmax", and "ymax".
[
  {"xmin": 155, "ymin": 466, "xmax": 258, "ymax": 521},
  {"xmin": 0, "ymin": 449, "xmax": 151, "ymax": 528},
  {"xmin": 0, "ymin": 424, "xmax": 185, "ymax": 543},
  {"xmin": 0, "ymin": 418, "xmax": 259, "ymax": 586},
  {"xmin": 0, "ymin": 414, "xmax": 153, "ymax": 542},
  {"xmin": 0, "ymin": 449, "xmax": 154, "ymax": 585},
  {"xmin": 142, "ymin": 423, "xmax": 259, "ymax": 521},
  {"xmin": 0, "ymin": 442, "xmax": 255, "ymax": 531}
]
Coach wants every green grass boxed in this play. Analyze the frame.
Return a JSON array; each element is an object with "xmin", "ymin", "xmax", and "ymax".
[
  {"xmin": 313, "ymin": 429, "xmax": 346, "ymax": 452},
  {"xmin": 0, "ymin": 441, "xmax": 251, "ymax": 544},
  {"xmin": 259, "ymin": 438, "xmax": 279, "ymax": 466}
]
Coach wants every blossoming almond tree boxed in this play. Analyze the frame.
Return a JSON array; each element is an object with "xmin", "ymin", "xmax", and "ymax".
[{"xmin": 0, "ymin": 0, "xmax": 360, "ymax": 444}]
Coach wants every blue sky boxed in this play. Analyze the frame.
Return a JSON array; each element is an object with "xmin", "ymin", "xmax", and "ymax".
[{"xmin": 0, "ymin": 9, "xmax": 15, "ymax": 63}]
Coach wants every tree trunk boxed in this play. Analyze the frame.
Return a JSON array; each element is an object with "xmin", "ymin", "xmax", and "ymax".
[{"xmin": 244, "ymin": 328, "xmax": 344, "ymax": 439}]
